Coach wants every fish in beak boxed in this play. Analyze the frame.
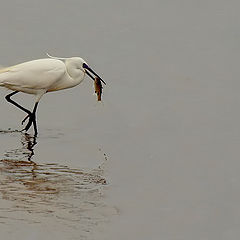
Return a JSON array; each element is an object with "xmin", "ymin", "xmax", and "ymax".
[{"xmin": 83, "ymin": 63, "xmax": 106, "ymax": 85}]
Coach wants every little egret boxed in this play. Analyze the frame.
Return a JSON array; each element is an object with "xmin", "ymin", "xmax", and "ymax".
[{"xmin": 0, "ymin": 54, "xmax": 106, "ymax": 136}]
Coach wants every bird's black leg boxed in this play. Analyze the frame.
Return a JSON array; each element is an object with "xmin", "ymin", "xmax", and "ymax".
[
  {"xmin": 5, "ymin": 91, "xmax": 31, "ymax": 115},
  {"xmin": 5, "ymin": 91, "xmax": 39, "ymax": 136},
  {"xmin": 22, "ymin": 114, "xmax": 30, "ymax": 125},
  {"xmin": 23, "ymin": 102, "xmax": 39, "ymax": 135}
]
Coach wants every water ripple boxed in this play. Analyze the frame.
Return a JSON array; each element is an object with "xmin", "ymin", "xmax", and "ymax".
[{"xmin": 0, "ymin": 132, "xmax": 113, "ymax": 240}]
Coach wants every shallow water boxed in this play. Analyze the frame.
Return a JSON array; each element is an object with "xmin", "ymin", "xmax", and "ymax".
[
  {"xmin": 1, "ymin": 0, "xmax": 240, "ymax": 240},
  {"xmin": 0, "ymin": 131, "xmax": 112, "ymax": 240}
]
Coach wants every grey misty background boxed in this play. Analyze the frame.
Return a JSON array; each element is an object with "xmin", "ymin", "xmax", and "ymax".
[{"xmin": 0, "ymin": 1, "xmax": 240, "ymax": 240}]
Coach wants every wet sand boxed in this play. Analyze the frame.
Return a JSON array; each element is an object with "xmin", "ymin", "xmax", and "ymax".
[{"xmin": 1, "ymin": 0, "xmax": 240, "ymax": 239}]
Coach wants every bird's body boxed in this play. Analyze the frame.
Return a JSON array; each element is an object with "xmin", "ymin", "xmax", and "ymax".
[
  {"xmin": 0, "ymin": 54, "xmax": 105, "ymax": 135},
  {"xmin": 0, "ymin": 58, "xmax": 86, "ymax": 101}
]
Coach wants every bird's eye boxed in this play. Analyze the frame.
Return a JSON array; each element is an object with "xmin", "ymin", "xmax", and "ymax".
[{"xmin": 82, "ymin": 63, "xmax": 88, "ymax": 69}]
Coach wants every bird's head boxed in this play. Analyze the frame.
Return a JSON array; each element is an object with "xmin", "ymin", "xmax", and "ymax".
[
  {"xmin": 46, "ymin": 53, "xmax": 106, "ymax": 85},
  {"xmin": 82, "ymin": 61, "xmax": 106, "ymax": 85}
]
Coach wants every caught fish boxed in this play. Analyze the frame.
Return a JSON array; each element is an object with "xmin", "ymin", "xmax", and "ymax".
[{"xmin": 94, "ymin": 76, "xmax": 102, "ymax": 101}]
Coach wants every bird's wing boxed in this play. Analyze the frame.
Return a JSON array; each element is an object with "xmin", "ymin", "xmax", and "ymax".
[{"xmin": 0, "ymin": 59, "xmax": 66, "ymax": 90}]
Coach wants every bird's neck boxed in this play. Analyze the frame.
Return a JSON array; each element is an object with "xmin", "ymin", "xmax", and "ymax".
[{"xmin": 67, "ymin": 64, "xmax": 85, "ymax": 86}]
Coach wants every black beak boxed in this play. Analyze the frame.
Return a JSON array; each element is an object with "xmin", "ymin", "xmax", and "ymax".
[{"xmin": 83, "ymin": 63, "xmax": 106, "ymax": 85}]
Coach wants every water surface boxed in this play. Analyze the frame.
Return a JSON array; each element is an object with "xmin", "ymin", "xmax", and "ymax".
[{"xmin": 1, "ymin": 0, "xmax": 240, "ymax": 240}]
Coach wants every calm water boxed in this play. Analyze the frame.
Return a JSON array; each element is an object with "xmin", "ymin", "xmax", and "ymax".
[
  {"xmin": 0, "ymin": 130, "xmax": 112, "ymax": 240},
  {"xmin": 1, "ymin": 0, "xmax": 240, "ymax": 240}
]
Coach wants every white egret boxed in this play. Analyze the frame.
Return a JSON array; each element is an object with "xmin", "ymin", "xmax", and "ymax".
[{"xmin": 0, "ymin": 54, "xmax": 106, "ymax": 136}]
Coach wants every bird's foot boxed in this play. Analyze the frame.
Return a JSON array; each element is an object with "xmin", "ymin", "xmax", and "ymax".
[
  {"xmin": 22, "ymin": 114, "xmax": 30, "ymax": 125},
  {"xmin": 21, "ymin": 112, "xmax": 37, "ymax": 135}
]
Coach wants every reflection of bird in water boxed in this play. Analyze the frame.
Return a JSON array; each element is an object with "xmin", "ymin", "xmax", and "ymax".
[
  {"xmin": 4, "ymin": 133, "xmax": 37, "ymax": 162},
  {"xmin": 1, "ymin": 132, "xmax": 106, "ymax": 186},
  {"xmin": 21, "ymin": 133, "xmax": 37, "ymax": 162},
  {"xmin": 0, "ymin": 132, "xmax": 107, "ymax": 204},
  {"xmin": 0, "ymin": 133, "xmax": 110, "ymax": 238}
]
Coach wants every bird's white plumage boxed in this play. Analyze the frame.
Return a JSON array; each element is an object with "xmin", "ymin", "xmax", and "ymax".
[
  {"xmin": 0, "ymin": 56, "xmax": 87, "ymax": 102},
  {"xmin": 0, "ymin": 59, "xmax": 65, "ymax": 93},
  {"xmin": 0, "ymin": 55, "xmax": 103, "ymax": 135}
]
